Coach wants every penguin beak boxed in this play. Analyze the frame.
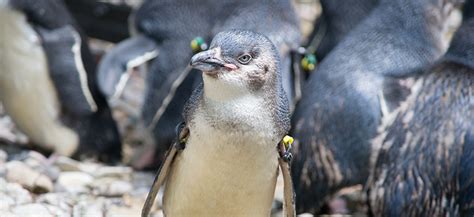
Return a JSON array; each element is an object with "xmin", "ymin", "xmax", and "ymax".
[{"xmin": 190, "ymin": 48, "xmax": 237, "ymax": 73}]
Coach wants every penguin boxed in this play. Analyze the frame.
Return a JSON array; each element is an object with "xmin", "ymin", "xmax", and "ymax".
[
  {"xmin": 142, "ymin": 29, "xmax": 291, "ymax": 217},
  {"xmin": 290, "ymin": 0, "xmax": 462, "ymax": 213},
  {"xmin": 305, "ymin": 0, "xmax": 414, "ymax": 112},
  {"xmin": 307, "ymin": 0, "xmax": 379, "ymax": 60},
  {"xmin": 0, "ymin": 0, "xmax": 121, "ymax": 162},
  {"xmin": 98, "ymin": 0, "xmax": 300, "ymax": 169},
  {"xmin": 368, "ymin": 2, "xmax": 474, "ymax": 216}
]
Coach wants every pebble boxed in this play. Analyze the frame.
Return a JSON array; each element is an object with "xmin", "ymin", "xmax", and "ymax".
[
  {"xmin": 95, "ymin": 166, "xmax": 132, "ymax": 179},
  {"xmin": 36, "ymin": 192, "xmax": 74, "ymax": 213},
  {"xmin": 23, "ymin": 151, "xmax": 48, "ymax": 169},
  {"xmin": 54, "ymin": 156, "xmax": 81, "ymax": 172},
  {"xmin": 44, "ymin": 165, "xmax": 61, "ymax": 181},
  {"xmin": 0, "ymin": 149, "xmax": 7, "ymax": 163},
  {"xmin": 73, "ymin": 198, "xmax": 105, "ymax": 217},
  {"xmin": 0, "ymin": 164, "xmax": 6, "ymax": 178},
  {"xmin": 6, "ymin": 161, "xmax": 53, "ymax": 193},
  {"xmin": 78, "ymin": 161, "xmax": 101, "ymax": 174},
  {"xmin": 57, "ymin": 171, "xmax": 94, "ymax": 194},
  {"xmin": 4, "ymin": 182, "xmax": 33, "ymax": 204},
  {"xmin": 0, "ymin": 193, "xmax": 15, "ymax": 210},
  {"xmin": 91, "ymin": 178, "xmax": 133, "ymax": 197},
  {"xmin": 106, "ymin": 204, "xmax": 142, "ymax": 217},
  {"xmin": 42, "ymin": 204, "xmax": 70, "ymax": 217},
  {"xmin": 0, "ymin": 211, "xmax": 16, "ymax": 217},
  {"xmin": 11, "ymin": 203, "xmax": 54, "ymax": 217}
]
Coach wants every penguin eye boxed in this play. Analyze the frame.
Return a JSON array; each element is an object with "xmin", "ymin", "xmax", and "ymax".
[{"xmin": 237, "ymin": 54, "xmax": 252, "ymax": 64}]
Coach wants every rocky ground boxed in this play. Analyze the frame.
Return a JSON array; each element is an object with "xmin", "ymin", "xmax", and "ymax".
[
  {"xmin": 0, "ymin": 146, "xmax": 159, "ymax": 217},
  {"xmin": 0, "ymin": 144, "xmax": 317, "ymax": 217}
]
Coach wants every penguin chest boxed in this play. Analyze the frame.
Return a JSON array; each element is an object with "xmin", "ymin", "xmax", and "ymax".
[
  {"xmin": 164, "ymin": 102, "xmax": 280, "ymax": 217},
  {"xmin": 0, "ymin": 7, "xmax": 78, "ymax": 155}
]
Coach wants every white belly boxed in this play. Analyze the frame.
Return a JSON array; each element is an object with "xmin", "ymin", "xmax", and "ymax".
[
  {"xmin": 0, "ymin": 7, "xmax": 78, "ymax": 155},
  {"xmin": 163, "ymin": 100, "xmax": 280, "ymax": 217}
]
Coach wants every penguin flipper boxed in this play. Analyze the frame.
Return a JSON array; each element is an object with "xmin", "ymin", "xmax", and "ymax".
[
  {"xmin": 142, "ymin": 143, "xmax": 179, "ymax": 217},
  {"xmin": 36, "ymin": 25, "xmax": 98, "ymax": 115},
  {"xmin": 97, "ymin": 35, "xmax": 159, "ymax": 99}
]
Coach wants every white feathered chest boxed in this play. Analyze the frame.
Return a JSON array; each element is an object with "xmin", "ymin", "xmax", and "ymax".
[{"xmin": 163, "ymin": 94, "xmax": 280, "ymax": 217}]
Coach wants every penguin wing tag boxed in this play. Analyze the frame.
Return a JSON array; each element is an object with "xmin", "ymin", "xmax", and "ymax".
[{"xmin": 37, "ymin": 25, "xmax": 98, "ymax": 115}]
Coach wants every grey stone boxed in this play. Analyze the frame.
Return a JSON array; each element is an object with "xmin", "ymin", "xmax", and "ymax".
[
  {"xmin": 0, "ymin": 164, "xmax": 6, "ymax": 178},
  {"xmin": 5, "ymin": 182, "xmax": 33, "ymax": 204},
  {"xmin": 0, "ymin": 149, "xmax": 7, "ymax": 163},
  {"xmin": 91, "ymin": 178, "xmax": 133, "ymax": 197},
  {"xmin": 57, "ymin": 172, "xmax": 94, "ymax": 194},
  {"xmin": 0, "ymin": 211, "xmax": 16, "ymax": 217},
  {"xmin": 54, "ymin": 156, "xmax": 81, "ymax": 172},
  {"xmin": 11, "ymin": 203, "xmax": 54, "ymax": 217},
  {"xmin": 94, "ymin": 166, "xmax": 132, "ymax": 179},
  {"xmin": 41, "ymin": 204, "xmax": 70, "ymax": 217},
  {"xmin": 106, "ymin": 203, "xmax": 142, "ymax": 217},
  {"xmin": 44, "ymin": 166, "xmax": 61, "ymax": 181},
  {"xmin": 0, "ymin": 193, "xmax": 15, "ymax": 210},
  {"xmin": 73, "ymin": 198, "xmax": 105, "ymax": 217},
  {"xmin": 0, "ymin": 177, "xmax": 6, "ymax": 191},
  {"xmin": 36, "ymin": 192, "xmax": 74, "ymax": 213},
  {"xmin": 6, "ymin": 161, "xmax": 53, "ymax": 193},
  {"xmin": 23, "ymin": 151, "xmax": 48, "ymax": 169},
  {"xmin": 77, "ymin": 162, "xmax": 101, "ymax": 174}
]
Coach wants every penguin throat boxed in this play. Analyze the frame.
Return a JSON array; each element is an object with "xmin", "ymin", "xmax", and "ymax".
[{"xmin": 202, "ymin": 74, "xmax": 254, "ymax": 102}]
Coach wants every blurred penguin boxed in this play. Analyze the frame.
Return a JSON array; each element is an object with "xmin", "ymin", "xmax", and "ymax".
[
  {"xmin": 291, "ymin": 0, "xmax": 462, "ymax": 213},
  {"xmin": 0, "ymin": 0, "xmax": 122, "ymax": 162},
  {"xmin": 368, "ymin": 1, "xmax": 474, "ymax": 216}
]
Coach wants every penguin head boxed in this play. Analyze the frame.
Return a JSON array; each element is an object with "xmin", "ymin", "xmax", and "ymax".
[{"xmin": 190, "ymin": 30, "xmax": 281, "ymax": 96}]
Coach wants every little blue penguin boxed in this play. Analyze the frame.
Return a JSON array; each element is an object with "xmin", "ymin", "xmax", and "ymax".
[
  {"xmin": 0, "ymin": 0, "xmax": 121, "ymax": 162},
  {"xmin": 161, "ymin": 30, "xmax": 290, "ymax": 217},
  {"xmin": 290, "ymin": 0, "xmax": 462, "ymax": 213},
  {"xmin": 368, "ymin": 1, "xmax": 474, "ymax": 216},
  {"xmin": 309, "ymin": 0, "xmax": 379, "ymax": 60},
  {"xmin": 97, "ymin": 0, "xmax": 300, "ymax": 168}
]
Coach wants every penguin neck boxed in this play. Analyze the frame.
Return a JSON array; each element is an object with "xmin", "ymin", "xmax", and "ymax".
[{"xmin": 202, "ymin": 74, "xmax": 259, "ymax": 102}]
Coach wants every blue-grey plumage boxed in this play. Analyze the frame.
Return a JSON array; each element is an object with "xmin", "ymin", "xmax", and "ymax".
[
  {"xmin": 291, "ymin": 0, "xmax": 463, "ymax": 213},
  {"xmin": 163, "ymin": 30, "xmax": 290, "ymax": 217},
  {"xmin": 368, "ymin": 3, "xmax": 474, "ymax": 215},
  {"xmin": 309, "ymin": 0, "xmax": 379, "ymax": 60}
]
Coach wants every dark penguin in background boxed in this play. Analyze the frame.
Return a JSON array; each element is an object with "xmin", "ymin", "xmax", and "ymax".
[
  {"xmin": 0, "ymin": 0, "xmax": 121, "ymax": 162},
  {"xmin": 368, "ymin": 2, "xmax": 474, "ymax": 216},
  {"xmin": 290, "ymin": 0, "xmax": 461, "ymax": 213},
  {"xmin": 311, "ymin": 0, "xmax": 416, "ymax": 112},
  {"xmin": 98, "ymin": 0, "xmax": 300, "ymax": 168},
  {"xmin": 309, "ymin": 0, "xmax": 379, "ymax": 60}
]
